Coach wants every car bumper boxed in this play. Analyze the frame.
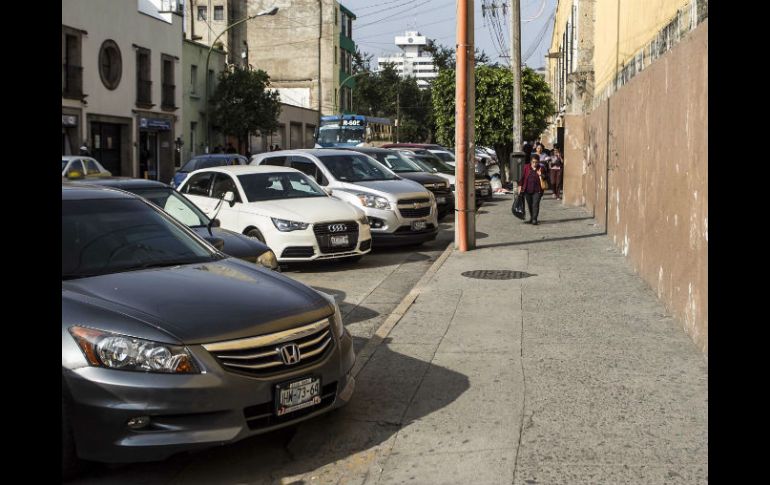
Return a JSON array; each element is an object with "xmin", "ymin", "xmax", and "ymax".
[
  {"xmin": 271, "ymin": 224, "xmax": 372, "ymax": 262},
  {"xmin": 64, "ymin": 328, "xmax": 356, "ymax": 463},
  {"xmin": 364, "ymin": 206, "xmax": 439, "ymax": 247}
]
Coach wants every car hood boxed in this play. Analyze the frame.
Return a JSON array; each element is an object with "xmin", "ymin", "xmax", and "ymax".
[
  {"xmin": 336, "ymin": 179, "xmax": 429, "ymax": 199},
  {"xmin": 62, "ymin": 259, "xmax": 333, "ymax": 345},
  {"xmin": 242, "ymin": 196, "xmax": 362, "ymax": 222},
  {"xmin": 192, "ymin": 227, "xmax": 270, "ymax": 261},
  {"xmin": 396, "ymin": 172, "xmax": 449, "ymax": 185}
]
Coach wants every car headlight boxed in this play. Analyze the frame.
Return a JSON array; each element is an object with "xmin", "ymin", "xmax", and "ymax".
[
  {"xmin": 271, "ymin": 218, "xmax": 309, "ymax": 232},
  {"xmin": 69, "ymin": 326, "xmax": 199, "ymax": 374},
  {"xmin": 256, "ymin": 250, "xmax": 279, "ymax": 270},
  {"xmin": 357, "ymin": 194, "xmax": 391, "ymax": 210}
]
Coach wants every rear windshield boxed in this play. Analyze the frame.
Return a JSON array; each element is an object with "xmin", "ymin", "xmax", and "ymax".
[{"xmin": 179, "ymin": 156, "xmax": 245, "ymax": 172}]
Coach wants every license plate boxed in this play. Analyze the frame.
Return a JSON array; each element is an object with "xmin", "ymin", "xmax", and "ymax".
[
  {"xmin": 276, "ymin": 377, "xmax": 321, "ymax": 416},
  {"xmin": 329, "ymin": 235, "xmax": 349, "ymax": 247},
  {"xmin": 411, "ymin": 221, "xmax": 427, "ymax": 231},
  {"xmin": 437, "ymin": 197, "xmax": 446, "ymax": 204}
]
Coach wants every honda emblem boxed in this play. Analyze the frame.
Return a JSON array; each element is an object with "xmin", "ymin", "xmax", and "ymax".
[{"xmin": 278, "ymin": 343, "xmax": 301, "ymax": 365}]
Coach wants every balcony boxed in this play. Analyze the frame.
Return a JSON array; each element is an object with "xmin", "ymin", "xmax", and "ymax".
[
  {"xmin": 136, "ymin": 79, "xmax": 153, "ymax": 107},
  {"xmin": 161, "ymin": 83, "xmax": 176, "ymax": 110},
  {"xmin": 62, "ymin": 64, "xmax": 83, "ymax": 99}
]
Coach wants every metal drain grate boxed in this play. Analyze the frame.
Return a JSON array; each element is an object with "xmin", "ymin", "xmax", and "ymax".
[{"xmin": 461, "ymin": 270, "xmax": 534, "ymax": 280}]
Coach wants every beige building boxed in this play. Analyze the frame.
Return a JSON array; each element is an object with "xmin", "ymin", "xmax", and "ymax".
[
  {"xmin": 62, "ymin": 0, "xmax": 183, "ymax": 182},
  {"xmin": 546, "ymin": 0, "xmax": 708, "ymax": 354}
]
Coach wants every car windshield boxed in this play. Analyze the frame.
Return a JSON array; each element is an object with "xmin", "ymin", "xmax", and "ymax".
[
  {"xmin": 238, "ymin": 172, "xmax": 327, "ymax": 202},
  {"xmin": 130, "ymin": 188, "xmax": 210, "ymax": 228},
  {"xmin": 371, "ymin": 152, "xmax": 423, "ymax": 173},
  {"xmin": 318, "ymin": 154, "xmax": 398, "ymax": 182},
  {"xmin": 62, "ymin": 198, "xmax": 218, "ymax": 280},
  {"xmin": 318, "ymin": 125, "xmax": 365, "ymax": 144},
  {"xmin": 62, "ymin": 159, "xmax": 68, "ymax": 171},
  {"xmin": 432, "ymin": 151, "xmax": 455, "ymax": 162},
  {"xmin": 406, "ymin": 155, "xmax": 455, "ymax": 174}
]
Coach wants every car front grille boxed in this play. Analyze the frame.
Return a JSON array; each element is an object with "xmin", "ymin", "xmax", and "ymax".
[
  {"xmin": 243, "ymin": 382, "xmax": 338, "ymax": 430},
  {"xmin": 313, "ymin": 220, "xmax": 359, "ymax": 254},
  {"xmin": 203, "ymin": 318, "xmax": 334, "ymax": 377},
  {"xmin": 359, "ymin": 239, "xmax": 372, "ymax": 251},
  {"xmin": 397, "ymin": 197, "xmax": 432, "ymax": 219}
]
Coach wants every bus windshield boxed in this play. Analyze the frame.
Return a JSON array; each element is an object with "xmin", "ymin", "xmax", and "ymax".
[{"xmin": 317, "ymin": 125, "xmax": 365, "ymax": 145}]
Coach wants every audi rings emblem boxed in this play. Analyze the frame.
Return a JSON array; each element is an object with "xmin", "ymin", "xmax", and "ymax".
[{"xmin": 328, "ymin": 224, "xmax": 347, "ymax": 232}]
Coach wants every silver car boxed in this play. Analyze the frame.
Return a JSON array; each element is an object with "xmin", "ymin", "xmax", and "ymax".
[
  {"xmin": 251, "ymin": 149, "xmax": 439, "ymax": 246},
  {"xmin": 62, "ymin": 184, "xmax": 355, "ymax": 477}
]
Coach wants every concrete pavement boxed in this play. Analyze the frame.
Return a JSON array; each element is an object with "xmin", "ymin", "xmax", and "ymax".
[{"xmin": 356, "ymin": 193, "xmax": 708, "ymax": 484}]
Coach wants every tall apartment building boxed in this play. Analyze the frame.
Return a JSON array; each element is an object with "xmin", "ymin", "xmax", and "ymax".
[
  {"xmin": 62, "ymin": 0, "xmax": 183, "ymax": 182},
  {"xmin": 546, "ymin": 0, "xmax": 708, "ymax": 354},
  {"xmin": 377, "ymin": 31, "xmax": 438, "ymax": 89}
]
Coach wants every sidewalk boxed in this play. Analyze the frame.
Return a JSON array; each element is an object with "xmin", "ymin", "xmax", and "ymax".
[{"xmin": 358, "ymin": 193, "xmax": 708, "ymax": 484}]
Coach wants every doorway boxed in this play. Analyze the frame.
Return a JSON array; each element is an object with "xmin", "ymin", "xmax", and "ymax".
[
  {"xmin": 139, "ymin": 131, "xmax": 159, "ymax": 180},
  {"xmin": 91, "ymin": 122, "xmax": 122, "ymax": 175}
]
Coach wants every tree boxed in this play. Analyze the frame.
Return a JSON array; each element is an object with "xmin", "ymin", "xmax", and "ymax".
[
  {"xmin": 432, "ymin": 65, "xmax": 555, "ymax": 180},
  {"xmin": 423, "ymin": 40, "xmax": 491, "ymax": 71},
  {"xmin": 210, "ymin": 67, "xmax": 281, "ymax": 151}
]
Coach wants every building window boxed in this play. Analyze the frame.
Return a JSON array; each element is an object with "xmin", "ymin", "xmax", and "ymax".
[
  {"xmin": 136, "ymin": 47, "xmax": 152, "ymax": 106},
  {"xmin": 190, "ymin": 65, "xmax": 198, "ymax": 94},
  {"xmin": 62, "ymin": 26, "xmax": 83, "ymax": 98},
  {"xmin": 98, "ymin": 40, "xmax": 122, "ymax": 90},
  {"xmin": 214, "ymin": 5, "xmax": 224, "ymax": 20},
  {"xmin": 197, "ymin": 6, "xmax": 207, "ymax": 20},
  {"xmin": 161, "ymin": 54, "xmax": 176, "ymax": 110},
  {"xmin": 348, "ymin": 17, "xmax": 353, "ymax": 38},
  {"xmin": 190, "ymin": 122, "xmax": 197, "ymax": 156}
]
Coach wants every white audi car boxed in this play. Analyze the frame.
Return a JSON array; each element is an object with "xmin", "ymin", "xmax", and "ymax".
[{"xmin": 176, "ymin": 166, "xmax": 372, "ymax": 262}]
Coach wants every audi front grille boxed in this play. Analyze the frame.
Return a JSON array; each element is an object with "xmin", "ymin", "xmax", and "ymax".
[
  {"xmin": 203, "ymin": 318, "xmax": 334, "ymax": 377},
  {"xmin": 313, "ymin": 220, "xmax": 359, "ymax": 254}
]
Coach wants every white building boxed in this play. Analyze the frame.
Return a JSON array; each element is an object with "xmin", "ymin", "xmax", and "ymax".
[
  {"xmin": 377, "ymin": 31, "xmax": 438, "ymax": 89},
  {"xmin": 62, "ymin": 0, "xmax": 183, "ymax": 182}
]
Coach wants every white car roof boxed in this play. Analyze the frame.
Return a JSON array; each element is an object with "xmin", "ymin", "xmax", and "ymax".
[{"xmin": 191, "ymin": 165, "xmax": 300, "ymax": 175}]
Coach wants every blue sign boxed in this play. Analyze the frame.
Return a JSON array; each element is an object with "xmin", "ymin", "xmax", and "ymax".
[{"xmin": 140, "ymin": 117, "xmax": 171, "ymax": 131}]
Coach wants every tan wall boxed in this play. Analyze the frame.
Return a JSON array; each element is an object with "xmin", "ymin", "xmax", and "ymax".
[
  {"xmin": 562, "ymin": 114, "xmax": 585, "ymax": 206},
  {"xmin": 593, "ymin": 0, "xmax": 690, "ymax": 97},
  {"xmin": 564, "ymin": 21, "xmax": 707, "ymax": 354}
]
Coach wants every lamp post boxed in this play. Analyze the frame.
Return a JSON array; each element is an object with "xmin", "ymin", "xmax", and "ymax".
[
  {"xmin": 204, "ymin": 6, "xmax": 278, "ymax": 153},
  {"xmin": 335, "ymin": 71, "xmax": 368, "ymax": 115}
]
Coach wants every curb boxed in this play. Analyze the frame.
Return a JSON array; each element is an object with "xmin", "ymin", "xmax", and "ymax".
[{"xmin": 351, "ymin": 242, "xmax": 455, "ymax": 378}]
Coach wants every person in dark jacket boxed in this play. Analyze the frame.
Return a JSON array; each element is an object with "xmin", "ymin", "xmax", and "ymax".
[
  {"xmin": 518, "ymin": 154, "xmax": 545, "ymax": 225},
  {"xmin": 549, "ymin": 147, "xmax": 564, "ymax": 199}
]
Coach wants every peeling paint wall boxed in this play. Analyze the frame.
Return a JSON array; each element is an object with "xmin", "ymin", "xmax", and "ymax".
[{"xmin": 562, "ymin": 21, "xmax": 707, "ymax": 355}]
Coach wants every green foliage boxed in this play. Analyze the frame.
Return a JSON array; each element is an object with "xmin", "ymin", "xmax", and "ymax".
[
  {"xmin": 423, "ymin": 40, "xmax": 491, "ymax": 71},
  {"xmin": 210, "ymin": 67, "xmax": 281, "ymax": 141},
  {"xmin": 432, "ymin": 65, "xmax": 555, "ymax": 148},
  {"xmin": 352, "ymin": 60, "xmax": 434, "ymax": 142}
]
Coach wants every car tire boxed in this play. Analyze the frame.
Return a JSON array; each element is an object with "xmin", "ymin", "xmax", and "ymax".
[
  {"xmin": 244, "ymin": 228, "xmax": 266, "ymax": 243},
  {"xmin": 62, "ymin": 393, "xmax": 82, "ymax": 479}
]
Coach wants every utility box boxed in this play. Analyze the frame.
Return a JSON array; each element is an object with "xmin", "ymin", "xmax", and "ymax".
[{"xmin": 510, "ymin": 151, "xmax": 527, "ymax": 184}]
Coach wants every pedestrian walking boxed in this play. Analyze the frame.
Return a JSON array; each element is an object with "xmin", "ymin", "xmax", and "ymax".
[
  {"xmin": 549, "ymin": 147, "xmax": 564, "ymax": 199},
  {"xmin": 518, "ymin": 154, "xmax": 545, "ymax": 225}
]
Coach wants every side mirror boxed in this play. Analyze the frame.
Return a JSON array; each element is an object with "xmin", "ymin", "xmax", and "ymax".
[
  {"xmin": 223, "ymin": 191, "xmax": 235, "ymax": 206},
  {"xmin": 205, "ymin": 236, "xmax": 225, "ymax": 250},
  {"xmin": 210, "ymin": 218, "xmax": 221, "ymax": 228},
  {"xmin": 324, "ymin": 187, "xmax": 333, "ymax": 196}
]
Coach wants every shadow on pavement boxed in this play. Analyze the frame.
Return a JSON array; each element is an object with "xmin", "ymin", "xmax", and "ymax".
[
  {"xmin": 69, "ymin": 337, "xmax": 470, "ymax": 484},
  {"xmin": 477, "ymin": 232, "xmax": 606, "ymax": 249},
  {"xmin": 536, "ymin": 216, "xmax": 596, "ymax": 224}
]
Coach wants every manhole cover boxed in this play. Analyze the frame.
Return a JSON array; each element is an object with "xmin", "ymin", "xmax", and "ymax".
[{"xmin": 461, "ymin": 270, "xmax": 534, "ymax": 280}]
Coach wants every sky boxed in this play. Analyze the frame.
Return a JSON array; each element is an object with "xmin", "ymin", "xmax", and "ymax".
[{"xmin": 344, "ymin": 0, "xmax": 558, "ymax": 69}]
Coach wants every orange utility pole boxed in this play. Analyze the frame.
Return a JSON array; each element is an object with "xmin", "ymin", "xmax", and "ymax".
[{"xmin": 455, "ymin": 0, "xmax": 475, "ymax": 251}]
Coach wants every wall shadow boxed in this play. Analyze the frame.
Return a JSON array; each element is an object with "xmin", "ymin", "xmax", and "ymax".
[{"xmin": 477, "ymin": 232, "xmax": 606, "ymax": 249}]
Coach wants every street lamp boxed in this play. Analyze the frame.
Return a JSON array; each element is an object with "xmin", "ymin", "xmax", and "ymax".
[
  {"xmin": 204, "ymin": 6, "xmax": 278, "ymax": 153},
  {"xmin": 335, "ymin": 71, "xmax": 368, "ymax": 115}
]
